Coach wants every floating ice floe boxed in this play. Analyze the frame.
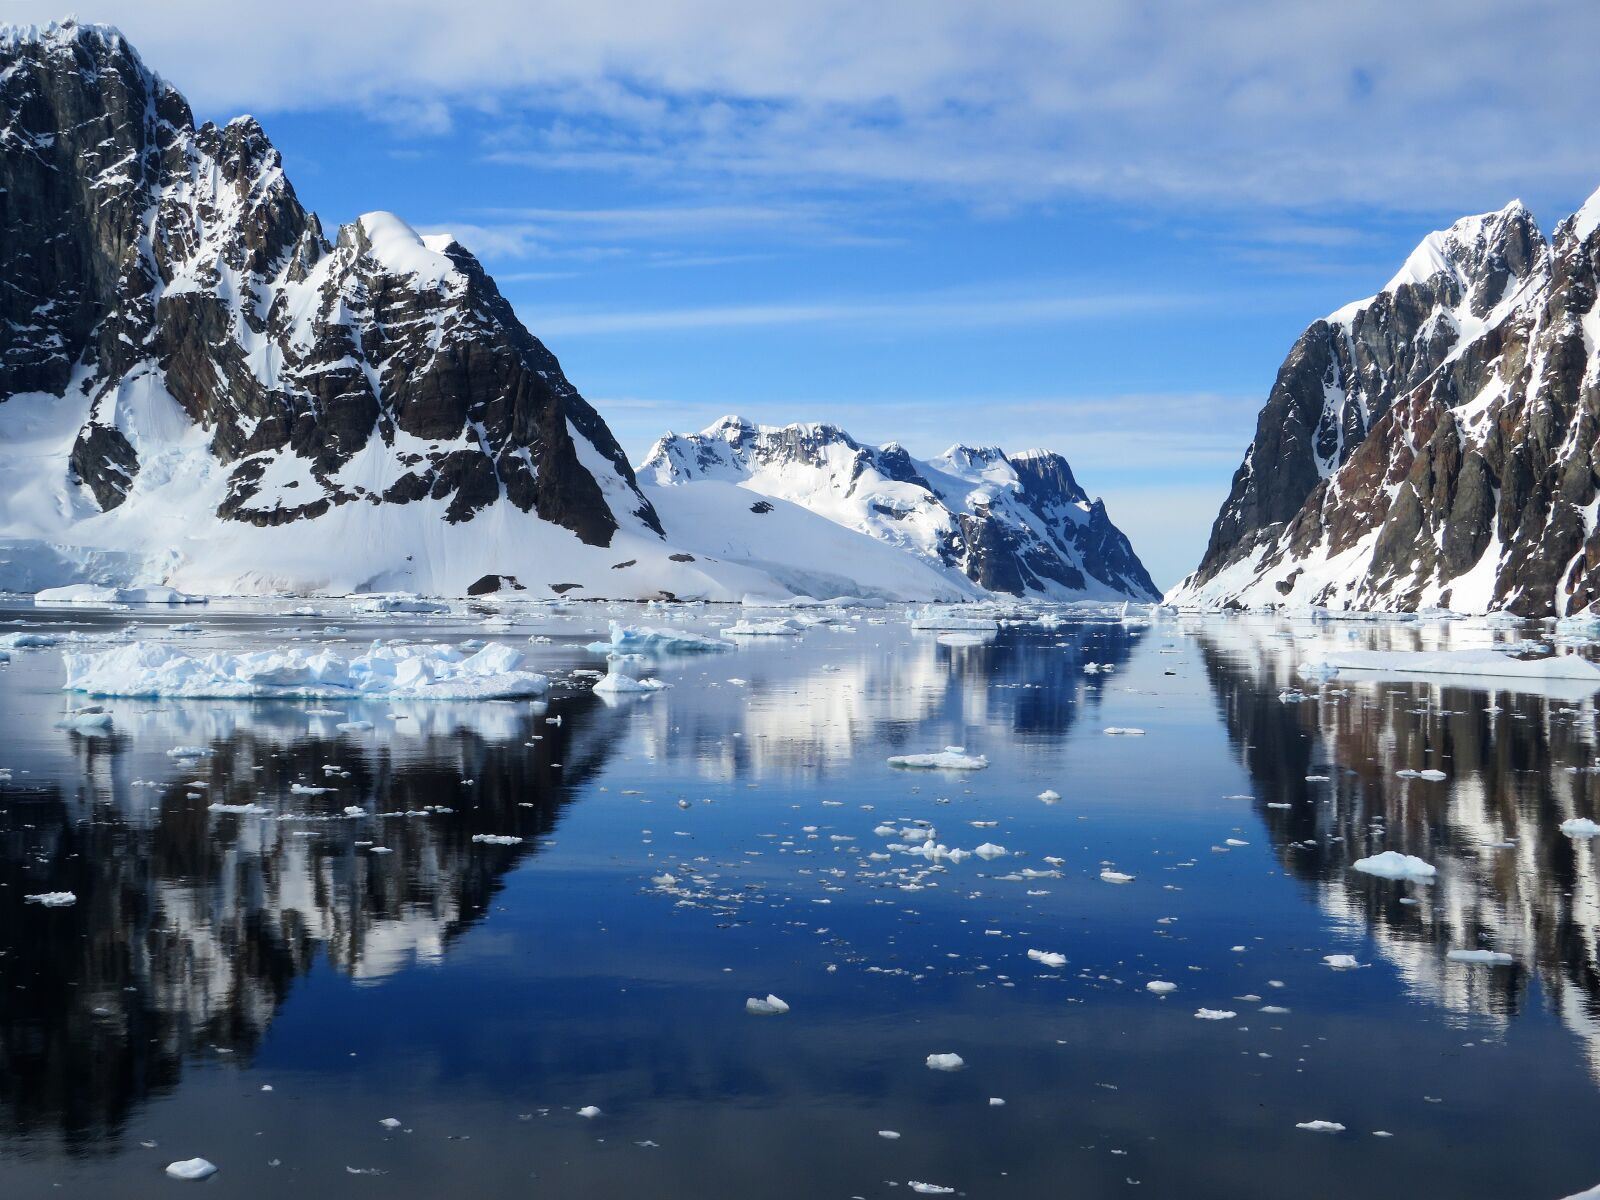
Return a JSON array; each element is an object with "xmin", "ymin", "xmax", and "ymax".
[
  {"xmin": 593, "ymin": 660, "xmax": 670, "ymax": 695},
  {"xmin": 1099, "ymin": 869, "xmax": 1135, "ymax": 884},
  {"xmin": 1, "ymin": 631, "xmax": 63, "ymax": 648},
  {"xmin": 1351, "ymin": 851, "xmax": 1438, "ymax": 881},
  {"xmin": 1295, "ymin": 1121, "xmax": 1345, "ymax": 1133},
  {"xmin": 587, "ymin": 621, "xmax": 734, "ymax": 656},
  {"xmin": 1194, "ymin": 1008, "xmax": 1236, "ymax": 1020},
  {"xmin": 577, "ymin": 1105, "xmax": 602, "ymax": 1119},
  {"xmin": 24, "ymin": 891, "xmax": 76, "ymax": 907},
  {"xmin": 55, "ymin": 706, "xmax": 113, "ymax": 731},
  {"xmin": 925, "ymin": 1052, "xmax": 965, "ymax": 1071},
  {"xmin": 1300, "ymin": 648, "xmax": 1600, "ymax": 687},
  {"xmin": 352, "ymin": 593, "xmax": 450, "ymax": 613},
  {"xmin": 1446, "ymin": 949, "xmax": 1514, "ymax": 966},
  {"xmin": 472, "ymin": 834, "xmax": 524, "ymax": 846},
  {"xmin": 62, "ymin": 640, "xmax": 548, "ymax": 700},
  {"xmin": 1323, "ymin": 954, "xmax": 1364, "ymax": 970},
  {"xmin": 1037, "ymin": 789, "xmax": 1061, "ymax": 803},
  {"xmin": 888, "ymin": 746, "xmax": 989, "ymax": 771},
  {"xmin": 909, "ymin": 1183, "xmax": 956, "ymax": 1195},
  {"xmin": 1146, "ymin": 980, "xmax": 1177, "ymax": 994},
  {"xmin": 1103, "ymin": 727, "xmax": 1146, "ymax": 736},
  {"xmin": 937, "ymin": 631, "xmax": 995, "ymax": 647},
  {"xmin": 37, "ymin": 584, "xmax": 205, "ymax": 606},
  {"xmin": 721, "ymin": 619, "xmax": 801, "ymax": 637},
  {"xmin": 1027, "ymin": 949, "xmax": 1067, "ymax": 968},
  {"xmin": 164, "ymin": 1157, "xmax": 218, "ymax": 1180},
  {"xmin": 1561, "ymin": 818, "xmax": 1600, "ymax": 838},
  {"xmin": 909, "ymin": 607, "xmax": 999, "ymax": 633},
  {"xmin": 973, "ymin": 842, "xmax": 1008, "ymax": 858},
  {"xmin": 745, "ymin": 994, "xmax": 790, "ymax": 1015}
]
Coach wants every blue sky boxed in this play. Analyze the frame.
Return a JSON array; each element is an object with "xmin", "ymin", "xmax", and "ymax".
[{"xmin": 10, "ymin": 1, "xmax": 1600, "ymax": 587}]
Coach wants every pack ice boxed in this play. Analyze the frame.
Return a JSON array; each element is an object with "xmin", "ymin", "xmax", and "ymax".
[{"xmin": 61, "ymin": 641, "xmax": 548, "ymax": 700}]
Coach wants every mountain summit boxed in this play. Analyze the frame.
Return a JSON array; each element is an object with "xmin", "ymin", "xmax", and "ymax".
[{"xmin": 1171, "ymin": 191, "xmax": 1600, "ymax": 615}]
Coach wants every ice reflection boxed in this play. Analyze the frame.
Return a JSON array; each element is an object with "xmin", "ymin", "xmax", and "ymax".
[{"xmin": 1197, "ymin": 617, "xmax": 1600, "ymax": 1079}]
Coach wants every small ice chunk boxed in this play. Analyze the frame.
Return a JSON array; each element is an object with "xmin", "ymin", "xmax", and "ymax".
[
  {"xmin": 1100, "ymin": 869, "xmax": 1135, "ymax": 884},
  {"xmin": 1103, "ymin": 727, "xmax": 1146, "ymax": 736},
  {"xmin": 1323, "ymin": 954, "xmax": 1364, "ymax": 970},
  {"xmin": 1351, "ymin": 851, "xmax": 1437, "ymax": 881},
  {"xmin": 165, "ymin": 1158, "xmax": 218, "ymax": 1180},
  {"xmin": 745, "ymin": 994, "xmax": 790, "ymax": 1015},
  {"xmin": 1296, "ymin": 1120, "xmax": 1345, "ymax": 1133},
  {"xmin": 925, "ymin": 1052, "xmax": 965, "ymax": 1071},
  {"xmin": 1037, "ymin": 789, "xmax": 1061, "ymax": 803},
  {"xmin": 1561, "ymin": 818, "xmax": 1600, "ymax": 838},
  {"xmin": 1194, "ymin": 1008, "xmax": 1236, "ymax": 1020},
  {"xmin": 379, "ymin": 1117, "xmax": 401, "ymax": 1129},
  {"xmin": 1146, "ymin": 980, "xmax": 1177, "ymax": 994},
  {"xmin": 1027, "ymin": 949, "xmax": 1067, "ymax": 968},
  {"xmin": 988, "ymin": 1097, "xmax": 1006, "ymax": 1106},
  {"xmin": 1446, "ymin": 949, "xmax": 1513, "ymax": 966},
  {"xmin": 471, "ymin": 834, "xmax": 524, "ymax": 846},
  {"xmin": 909, "ymin": 1185, "xmax": 955, "ymax": 1195},
  {"xmin": 24, "ymin": 891, "xmax": 76, "ymax": 907},
  {"xmin": 878, "ymin": 1130, "xmax": 901, "ymax": 1139},
  {"xmin": 577, "ymin": 1105, "xmax": 602, "ymax": 1118},
  {"xmin": 973, "ymin": 843, "xmax": 1008, "ymax": 859},
  {"xmin": 888, "ymin": 747, "xmax": 989, "ymax": 771}
]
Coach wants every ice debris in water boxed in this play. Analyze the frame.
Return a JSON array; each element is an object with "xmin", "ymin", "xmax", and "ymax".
[
  {"xmin": 721, "ymin": 619, "xmax": 801, "ymax": 637},
  {"xmin": 1146, "ymin": 980, "xmax": 1177, "ymax": 994},
  {"xmin": 588, "ymin": 621, "xmax": 733, "ymax": 655},
  {"xmin": 577, "ymin": 1106, "xmax": 602, "ymax": 1119},
  {"xmin": 164, "ymin": 1158, "xmax": 218, "ymax": 1180},
  {"xmin": 1351, "ymin": 851, "xmax": 1437, "ymax": 881},
  {"xmin": 1027, "ymin": 949, "xmax": 1067, "ymax": 968},
  {"xmin": 1323, "ymin": 954, "xmax": 1364, "ymax": 970},
  {"xmin": 909, "ymin": 1184, "xmax": 956, "ymax": 1195},
  {"xmin": 593, "ymin": 657, "xmax": 670, "ymax": 694},
  {"xmin": 973, "ymin": 842, "xmax": 1008, "ymax": 858},
  {"xmin": 1296, "ymin": 1120, "xmax": 1345, "ymax": 1133},
  {"xmin": 62, "ymin": 640, "xmax": 548, "ymax": 700},
  {"xmin": 1561, "ymin": 818, "xmax": 1600, "ymax": 838},
  {"xmin": 925, "ymin": 1052, "xmax": 965, "ymax": 1071},
  {"xmin": 1447, "ymin": 949, "xmax": 1514, "ymax": 966},
  {"xmin": 887, "ymin": 747, "xmax": 989, "ymax": 771},
  {"xmin": 1194, "ymin": 1008, "xmax": 1236, "ymax": 1020},
  {"xmin": 471, "ymin": 834, "xmax": 524, "ymax": 846},
  {"xmin": 1103, "ymin": 727, "xmax": 1146, "ymax": 736},
  {"xmin": 379, "ymin": 1117, "xmax": 402, "ymax": 1129},
  {"xmin": 24, "ymin": 891, "xmax": 76, "ymax": 907},
  {"xmin": 1037, "ymin": 789, "xmax": 1061, "ymax": 803},
  {"xmin": 878, "ymin": 1130, "xmax": 901, "ymax": 1139},
  {"xmin": 745, "ymin": 994, "xmax": 791, "ymax": 1015},
  {"xmin": 1099, "ymin": 869, "xmax": 1135, "ymax": 884}
]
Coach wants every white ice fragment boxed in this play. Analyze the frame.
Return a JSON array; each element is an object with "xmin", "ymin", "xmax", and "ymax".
[
  {"xmin": 1027, "ymin": 949, "xmax": 1067, "ymax": 968},
  {"xmin": 925, "ymin": 1052, "xmax": 965, "ymax": 1071},
  {"xmin": 1099, "ymin": 869, "xmax": 1135, "ymax": 884},
  {"xmin": 1103, "ymin": 727, "xmax": 1146, "ymax": 736},
  {"xmin": 1194, "ymin": 1008, "xmax": 1236, "ymax": 1020},
  {"xmin": 1296, "ymin": 1121, "xmax": 1345, "ymax": 1133},
  {"xmin": 887, "ymin": 747, "xmax": 989, "ymax": 771},
  {"xmin": 1037, "ymin": 789, "xmax": 1061, "ymax": 802},
  {"xmin": 988, "ymin": 1097, "xmax": 1006, "ymax": 1106},
  {"xmin": 909, "ymin": 1184, "xmax": 955, "ymax": 1195},
  {"xmin": 973, "ymin": 842, "xmax": 1008, "ymax": 859},
  {"xmin": 745, "ymin": 994, "xmax": 790, "ymax": 1015},
  {"xmin": 164, "ymin": 1158, "xmax": 218, "ymax": 1180},
  {"xmin": 1351, "ymin": 851, "xmax": 1437, "ymax": 881},
  {"xmin": 471, "ymin": 834, "xmax": 524, "ymax": 846},
  {"xmin": 1323, "ymin": 954, "xmax": 1364, "ymax": 970},
  {"xmin": 379, "ymin": 1117, "xmax": 401, "ymax": 1129},
  {"xmin": 1446, "ymin": 949, "xmax": 1514, "ymax": 966},
  {"xmin": 1561, "ymin": 818, "xmax": 1600, "ymax": 838},
  {"xmin": 24, "ymin": 891, "xmax": 76, "ymax": 907},
  {"xmin": 577, "ymin": 1105, "xmax": 602, "ymax": 1118},
  {"xmin": 878, "ymin": 1130, "xmax": 901, "ymax": 1139},
  {"xmin": 1145, "ymin": 980, "xmax": 1176, "ymax": 994}
]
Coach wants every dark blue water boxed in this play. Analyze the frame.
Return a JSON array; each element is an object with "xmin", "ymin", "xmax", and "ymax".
[{"xmin": 2, "ymin": 601, "xmax": 1599, "ymax": 1198}]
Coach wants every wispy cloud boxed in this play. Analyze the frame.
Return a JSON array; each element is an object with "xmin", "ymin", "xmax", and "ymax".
[{"xmin": 521, "ymin": 289, "xmax": 1186, "ymax": 336}]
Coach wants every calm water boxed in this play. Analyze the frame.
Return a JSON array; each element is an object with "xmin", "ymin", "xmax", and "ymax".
[{"xmin": 2, "ymin": 600, "xmax": 1599, "ymax": 1198}]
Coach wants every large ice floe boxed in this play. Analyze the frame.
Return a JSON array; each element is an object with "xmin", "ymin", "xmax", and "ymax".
[
  {"xmin": 585, "ymin": 621, "xmax": 733, "ymax": 656},
  {"xmin": 35, "ymin": 584, "xmax": 205, "ymax": 605},
  {"xmin": 61, "ymin": 641, "xmax": 548, "ymax": 700},
  {"xmin": 1300, "ymin": 648, "xmax": 1600, "ymax": 687}
]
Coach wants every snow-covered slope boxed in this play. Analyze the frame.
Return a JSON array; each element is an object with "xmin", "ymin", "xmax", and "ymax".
[
  {"xmin": 641, "ymin": 417, "xmax": 1159, "ymax": 602},
  {"xmin": 1170, "ymin": 191, "xmax": 1600, "ymax": 616},
  {"xmin": 0, "ymin": 20, "xmax": 768, "ymax": 601}
]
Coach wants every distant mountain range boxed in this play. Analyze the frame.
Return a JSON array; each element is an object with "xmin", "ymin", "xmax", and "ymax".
[
  {"xmin": 1172, "ymin": 188, "xmax": 1600, "ymax": 615},
  {"xmin": 0, "ymin": 20, "xmax": 1155, "ymax": 603}
]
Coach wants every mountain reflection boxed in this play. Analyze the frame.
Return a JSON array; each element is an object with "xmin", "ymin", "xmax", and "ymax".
[
  {"xmin": 0, "ymin": 694, "xmax": 615, "ymax": 1147},
  {"xmin": 1196, "ymin": 618, "xmax": 1600, "ymax": 1078}
]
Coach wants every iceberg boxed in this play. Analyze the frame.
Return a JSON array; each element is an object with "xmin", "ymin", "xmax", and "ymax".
[
  {"xmin": 887, "ymin": 746, "xmax": 989, "ymax": 770},
  {"xmin": 1300, "ymin": 648, "xmax": 1600, "ymax": 687},
  {"xmin": 62, "ymin": 641, "xmax": 548, "ymax": 700},
  {"xmin": 587, "ymin": 620, "xmax": 733, "ymax": 656},
  {"xmin": 1351, "ymin": 851, "xmax": 1437, "ymax": 881},
  {"xmin": 35, "ymin": 584, "xmax": 205, "ymax": 605}
]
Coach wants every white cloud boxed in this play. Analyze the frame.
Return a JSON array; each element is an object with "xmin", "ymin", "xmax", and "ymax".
[{"xmin": 16, "ymin": 1, "xmax": 1599, "ymax": 214}]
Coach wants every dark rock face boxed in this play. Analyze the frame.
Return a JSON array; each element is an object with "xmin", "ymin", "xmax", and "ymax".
[
  {"xmin": 641, "ymin": 417, "xmax": 1160, "ymax": 601},
  {"xmin": 0, "ymin": 21, "xmax": 657, "ymax": 548},
  {"xmin": 1177, "ymin": 196, "xmax": 1600, "ymax": 615}
]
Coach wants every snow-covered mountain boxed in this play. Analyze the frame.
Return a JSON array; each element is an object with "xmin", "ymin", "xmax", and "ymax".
[
  {"xmin": 640, "ymin": 416, "xmax": 1159, "ymax": 602},
  {"xmin": 0, "ymin": 21, "xmax": 1156, "ymax": 604},
  {"xmin": 1170, "ymin": 190, "xmax": 1600, "ymax": 615}
]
